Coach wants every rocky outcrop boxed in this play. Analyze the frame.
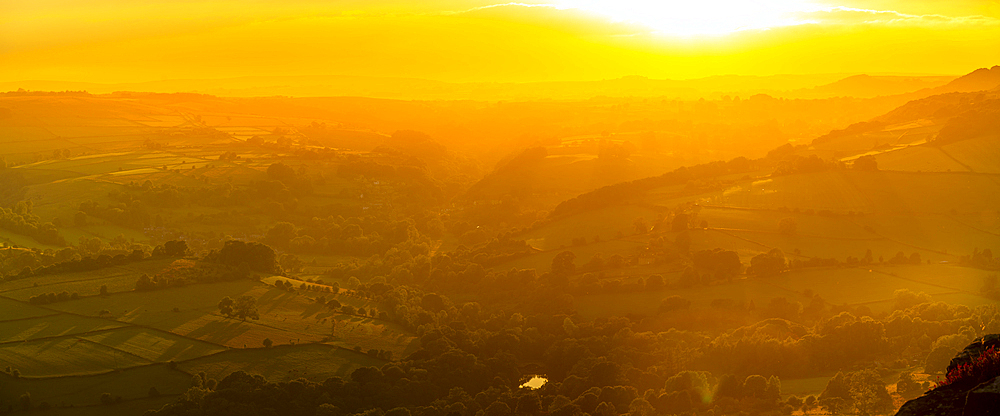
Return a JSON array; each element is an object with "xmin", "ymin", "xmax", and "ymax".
[{"xmin": 895, "ymin": 334, "xmax": 1000, "ymax": 416}]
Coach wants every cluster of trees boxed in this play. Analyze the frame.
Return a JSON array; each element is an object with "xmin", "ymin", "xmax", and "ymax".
[
  {"xmin": 208, "ymin": 240, "xmax": 280, "ymax": 274},
  {"xmin": 28, "ymin": 290, "xmax": 80, "ymax": 305},
  {"xmin": 964, "ymin": 248, "xmax": 999, "ymax": 270},
  {"xmin": 264, "ymin": 216, "xmax": 423, "ymax": 257},
  {"xmin": 218, "ymin": 295, "xmax": 260, "ymax": 321},
  {"xmin": 0, "ymin": 201, "xmax": 64, "ymax": 246},
  {"xmin": 9, "ymin": 249, "xmax": 147, "ymax": 281},
  {"xmin": 815, "ymin": 370, "xmax": 894, "ymax": 415},
  {"xmin": 78, "ymin": 200, "xmax": 152, "ymax": 229},
  {"xmin": 747, "ymin": 249, "xmax": 788, "ymax": 277}
]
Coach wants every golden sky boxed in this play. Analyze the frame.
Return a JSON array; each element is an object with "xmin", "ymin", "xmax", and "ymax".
[{"xmin": 2, "ymin": 0, "xmax": 999, "ymax": 83}]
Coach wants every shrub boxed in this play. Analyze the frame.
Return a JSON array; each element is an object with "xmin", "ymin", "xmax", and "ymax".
[{"xmin": 936, "ymin": 345, "xmax": 1000, "ymax": 389}]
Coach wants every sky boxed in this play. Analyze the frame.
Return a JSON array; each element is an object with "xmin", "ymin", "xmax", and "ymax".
[{"xmin": 1, "ymin": 0, "xmax": 999, "ymax": 83}]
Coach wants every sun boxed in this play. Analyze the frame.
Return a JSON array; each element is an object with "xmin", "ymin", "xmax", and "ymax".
[{"xmin": 556, "ymin": 0, "xmax": 828, "ymax": 37}]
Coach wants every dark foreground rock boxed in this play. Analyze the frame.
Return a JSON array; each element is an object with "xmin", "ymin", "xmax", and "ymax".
[
  {"xmin": 895, "ymin": 334, "xmax": 1000, "ymax": 416},
  {"xmin": 964, "ymin": 376, "xmax": 1000, "ymax": 416}
]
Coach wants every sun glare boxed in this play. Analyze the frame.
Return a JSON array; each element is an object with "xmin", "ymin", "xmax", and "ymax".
[{"xmin": 558, "ymin": 0, "xmax": 827, "ymax": 36}]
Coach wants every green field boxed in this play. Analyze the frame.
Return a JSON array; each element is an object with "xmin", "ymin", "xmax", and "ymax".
[
  {"xmin": 0, "ymin": 337, "xmax": 151, "ymax": 376},
  {"xmin": 79, "ymin": 327, "xmax": 227, "ymax": 362},
  {"xmin": 521, "ymin": 205, "xmax": 662, "ymax": 251},
  {"xmin": 493, "ymin": 238, "xmax": 647, "ymax": 272},
  {"xmin": 178, "ymin": 343, "xmax": 385, "ymax": 383},
  {"xmin": 0, "ymin": 258, "xmax": 178, "ymax": 300},
  {"xmin": 0, "ymin": 297, "xmax": 55, "ymax": 321},
  {"xmin": 574, "ymin": 264, "xmax": 994, "ymax": 319},
  {"xmin": 941, "ymin": 136, "xmax": 1000, "ymax": 174},
  {"xmin": 48, "ymin": 280, "xmax": 419, "ymax": 354},
  {"xmin": 0, "ymin": 364, "xmax": 190, "ymax": 409},
  {"xmin": 873, "ymin": 145, "xmax": 970, "ymax": 173},
  {"xmin": 0, "ymin": 314, "xmax": 125, "ymax": 343},
  {"xmin": 695, "ymin": 171, "xmax": 1000, "ymax": 215}
]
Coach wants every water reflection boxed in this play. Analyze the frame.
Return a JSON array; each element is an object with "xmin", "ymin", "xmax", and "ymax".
[{"xmin": 520, "ymin": 376, "xmax": 547, "ymax": 389}]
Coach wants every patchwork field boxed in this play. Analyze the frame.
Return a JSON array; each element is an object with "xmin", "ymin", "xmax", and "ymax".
[
  {"xmin": 0, "ymin": 364, "xmax": 190, "ymax": 409},
  {"xmin": 574, "ymin": 263, "xmax": 995, "ymax": 319},
  {"xmin": 0, "ymin": 337, "xmax": 152, "ymax": 377},
  {"xmin": 0, "ymin": 258, "xmax": 179, "ymax": 299},
  {"xmin": 178, "ymin": 343, "xmax": 385, "ymax": 383}
]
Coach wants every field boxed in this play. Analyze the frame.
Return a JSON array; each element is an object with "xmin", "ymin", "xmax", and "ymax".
[
  {"xmin": 0, "ymin": 84, "xmax": 997, "ymax": 416},
  {"xmin": 0, "ymin": 314, "xmax": 126, "ymax": 343},
  {"xmin": 0, "ymin": 364, "xmax": 190, "ymax": 409},
  {"xmin": 178, "ymin": 343, "xmax": 385, "ymax": 382},
  {"xmin": 520, "ymin": 205, "xmax": 662, "ymax": 251},
  {"xmin": 0, "ymin": 273, "xmax": 415, "ymax": 413},
  {"xmin": 0, "ymin": 257, "xmax": 179, "ymax": 300},
  {"xmin": 493, "ymin": 238, "xmax": 648, "ymax": 271},
  {"xmin": 689, "ymin": 171, "xmax": 1000, "ymax": 215},
  {"xmin": 573, "ymin": 263, "xmax": 995, "ymax": 319},
  {"xmin": 0, "ymin": 337, "xmax": 152, "ymax": 377}
]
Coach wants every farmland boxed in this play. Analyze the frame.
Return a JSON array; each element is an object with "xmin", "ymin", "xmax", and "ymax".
[{"xmin": 0, "ymin": 81, "xmax": 997, "ymax": 416}]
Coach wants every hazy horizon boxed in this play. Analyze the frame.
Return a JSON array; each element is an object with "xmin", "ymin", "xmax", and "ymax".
[{"xmin": 2, "ymin": 2, "xmax": 999, "ymax": 416}]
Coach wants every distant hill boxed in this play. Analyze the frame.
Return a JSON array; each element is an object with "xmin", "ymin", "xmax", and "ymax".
[
  {"xmin": 0, "ymin": 73, "xmax": 922, "ymax": 101},
  {"xmin": 934, "ymin": 65, "xmax": 1000, "ymax": 93},
  {"xmin": 786, "ymin": 74, "xmax": 954, "ymax": 99}
]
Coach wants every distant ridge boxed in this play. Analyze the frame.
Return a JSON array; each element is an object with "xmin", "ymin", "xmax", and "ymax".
[
  {"xmin": 0, "ymin": 73, "xmax": 942, "ymax": 101},
  {"xmin": 936, "ymin": 65, "xmax": 1000, "ymax": 93}
]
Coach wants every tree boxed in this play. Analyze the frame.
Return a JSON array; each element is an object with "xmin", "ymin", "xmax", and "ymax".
[
  {"xmin": 263, "ymin": 338, "xmax": 273, "ymax": 348},
  {"xmin": 551, "ymin": 251, "xmax": 576, "ymax": 276},
  {"xmin": 748, "ymin": 249, "xmax": 787, "ymax": 277},
  {"xmin": 163, "ymin": 240, "xmax": 188, "ymax": 257},
  {"xmin": 100, "ymin": 392, "xmax": 114, "ymax": 405},
  {"xmin": 136, "ymin": 274, "xmax": 154, "ymax": 291},
  {"xmin": 218, "ymin": 296, "xmax": 234, "ymax": 317},
  {"xmin": 853, "ymin": 155, "xmax": 878, "ymax": 171},
  {"xmin": 267, "ymin": 162, "xmax": 296, "ymax": 183},
  {"xmin": 849, "ymin": 370, "xmax": 893, "ymax": 416},
  {"xmin": 100, "ymin": 284, "xmax": 108, "ymax": 296},
  {"xmin": 232, "ymin": 295, "xmax": 260, "ymax": 321}
]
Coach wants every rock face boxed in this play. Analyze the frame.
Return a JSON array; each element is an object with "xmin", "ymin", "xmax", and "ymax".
[
  {"xmin": 948, "ymin": 334, "xmax": 1000, "ymax": 374},
  {"xmin": 895, "ymin": 334, "xmax": 1000, "ymax": 416},
  {"xmin": 964, "ymin": 376, "xmax": 1000, "ymax": 416}
]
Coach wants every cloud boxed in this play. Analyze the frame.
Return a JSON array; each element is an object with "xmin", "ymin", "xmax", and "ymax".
[{"xmin": 801, "ymin": 5, "xmax": 1000, "ymax": 26}]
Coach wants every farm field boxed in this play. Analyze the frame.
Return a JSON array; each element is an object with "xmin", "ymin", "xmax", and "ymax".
[
  {"xmin": 701, "ymin": 171, "xmax": 1000, "ymax": 215},
  {"xmin": 0, "ymin": 61, "xmax": 997, "ymax": 416},
  {"xmin": 493, "ymin": 238, "xmax": 647, "ymax": 271},
  {"xmin": 46, "ymin": 280, "xmax": 418, "ymax": 355},
  {"xmin": 0, "ymin": 363, "xmax": 190, "ymax": 409},
  {"xmin": 178, "ymin": 343, "xmax": 385, "ymax": 382},
  {"xmin": 573, "ymin": 263, "xmax": 994, "ymax": 319},
  {"xmin": 0, "ymin": 296, "xmax": 56, "ymax": 321},
  {"xmin": 697, "ymin": 207, "xmax": 874, "ymax": 239},
  {"xmin": 79, "ymin": 327, "xmax": 228, "ymax": 362},
  {"xmin": 940, "ymin": 136, "xmax": 1000, "ymax": 174},
  {"xmin": 520, "ymin": 205, "xmax": 661, "ymax": 250},
  {"xmin": 873, "ymin": 145, "xmax": 970, "ymax": 173},
  {"xmin": 0, "ymin": 336, "xmax": 152, "ymax": 377},
  {"xmin": 0, "ymin": 313, "xmax": 126, "ymax": 343},
  {"xmin": 0, "ymin": 258, "xmax": 179, "ymax": 299}
]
